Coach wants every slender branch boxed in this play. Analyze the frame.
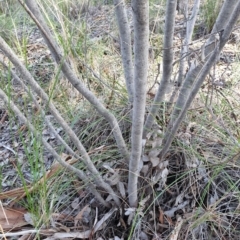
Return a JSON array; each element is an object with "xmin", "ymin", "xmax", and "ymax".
[
  {"xmin": 114, "ymin": 0, "xmax": 134, "ymax": 104},
  {"xmin": 177, "ymin": 0, "xmax": 200, "ymax": 87},
  {"xmin": 0, "ymin": 37, "xmax": 120, "ymax": 206},
  {"xmin": 159, "ymin": 1, "xmax": 240, "ymax": 161},
  {"xmin": 0, "ymin": 88, "xmax": 110, "ymax": 207},
  {"xmin": 18, "ymin": 0, "xmax": 130, "ymax": 163},
  {"xmin": 168, "ymin": 0, "xmax": 237, "ymax": 136}
]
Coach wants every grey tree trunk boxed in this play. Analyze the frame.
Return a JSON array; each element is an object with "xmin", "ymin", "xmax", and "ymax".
[
  {"xmin": 128, "ymin": 0, "xmax": 149, "ymax": 208},
  {"xmin": 143, "ymin": 0, "xmax": 177, "ymax": 138}
]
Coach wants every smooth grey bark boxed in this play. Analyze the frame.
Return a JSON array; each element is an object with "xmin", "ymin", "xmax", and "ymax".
[
  {"xmin": 18, "ymin": 0, "xmax": 130, "ymax": 164},
  {"xmin": 177, "ymin": 0, "xmax": 187, "ymax": 14},
  {"xmin": 0, "ymin": 88, "xmax": 110, "ymax": 208},
  {"xmin": 114, "ymin": 0, "xmax": 134, "ymax": 104},
  {"xmin": 159, "ymin": 1, "xmax": 240, "ymax": 161},
  {"xmin": 143, "ymin": 0, "xmax": 177, "ymax": 138},
  {"xmin": 0, "ymin": 36, "xmax": 120, "ymax": 206},
  {"xmin": 128, "ymin": 0, "xmax": 149, "ymax": 208},
  {"xmin": 171, "ymin": 62, "xmax": 202, "ymax": 123},
  {"xmin": 186, "ymin": 0, "xmax": 200, "ymax": 42}
]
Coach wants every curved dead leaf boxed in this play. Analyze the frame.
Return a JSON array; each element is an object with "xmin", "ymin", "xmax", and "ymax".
[
  {"xmin": 142, "ymin": 155, "xmax": 149, "ymax": 162},
  {"xmin": 53, "ymin": 230, "xmax": 91, "ymax": 239},
  {"xmin": 93, "ymin": 208, "xmax": 117, "ymax": 232},
  {"xmin": 117, "ymin": 182, "xmax": 126, "ymax": 199},
  {"xmin": 106, "ymin": 171, "xmax": 120, "ymax": 186},
  {"xmin": 150, "ymin": 156, "xmax": 160, "ymax": 167},
  {"xmin": 151, "ymin": 137, "xmax": 162, "ymax": 148},
  {"xmin": 0, "ymin": 207, "xmax": 28, "ymax": 230},
  {"xmin": 74, "ymin": 205, "xmax": 91, "ymax": 226},
  {"xmin": 169, "ymin": 216, "xmax": 183, "ymax": 240},
  {"xmin": 149, "ymin": 148, "xmax": 160, "ymax": 158},
  {"xmin": 161, "ymin": 168, "xmax": 169, "ymax": 184}
]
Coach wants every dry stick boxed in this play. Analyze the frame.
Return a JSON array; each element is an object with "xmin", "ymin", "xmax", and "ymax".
[
  {"xmin": 19, "ymin": 0, "xmax": 130, "ymax": 164},
  {"xmin": 114, "ymin": 0, "xmax": 134, "ymax": 104},
  {"xmin": 159, "ymin": 1, "xmax": 240, "ymax": 161},
  {"xmin": 0, "ymin": 59, "xmax": 76, "ymax": 157},
  {"xmin": 0, "ymin": 88, "xmax": 110, "ymax": 208},
  {"xmin": 143, "ymin": 0, "xmax": 177, "ymax": 138},
  {"xmin": 0, "ymin": 38, "xmax": 120, "ymax": 207}
]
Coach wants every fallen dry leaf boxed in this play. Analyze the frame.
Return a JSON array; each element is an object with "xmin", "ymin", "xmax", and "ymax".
[
  {"xmin": 74, "ymin": 205, "xmax": 91, "ymax": 227},
  {"xmin": 53, "ymin": 208, "xmax": 117, "ymax": 239},
  {"xmin": 0, "ymin": 154, "xmax": 79, "ymax": 205},
  {"xmin": 0, "ymin": 187, "xmax": 29, "ymax": 200},
  {"xmin": 159, "ymin": 208, "xmax": 164, "ymax": 225},
  {"xmin": 0, "ymin": 207, "xmax": 28, "ymax": 230},
  {"xmin": 53, "ymin": 230, "xmax": 91, "ymax": 239},
  {"xmin": 169, "ymin": 217, "xmax": 183, "ymax": 240}
]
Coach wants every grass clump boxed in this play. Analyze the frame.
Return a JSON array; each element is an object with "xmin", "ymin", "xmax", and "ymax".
[{"xmin": 201, "ymin": 0, "xmax": 222, "ymax": 33}]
